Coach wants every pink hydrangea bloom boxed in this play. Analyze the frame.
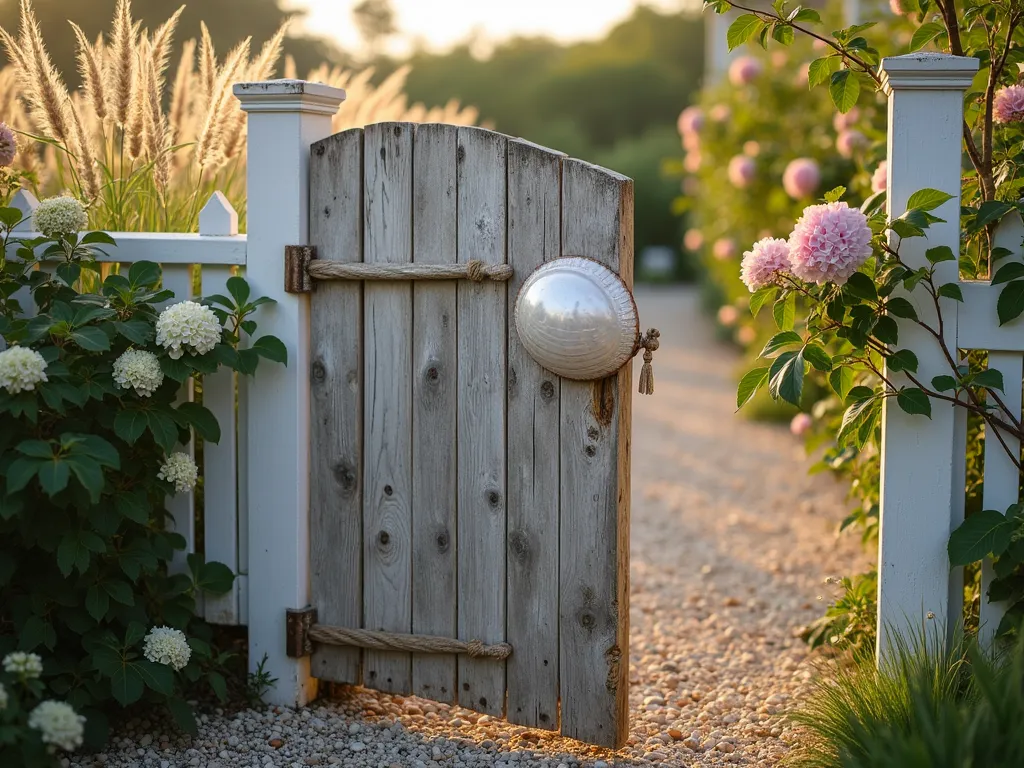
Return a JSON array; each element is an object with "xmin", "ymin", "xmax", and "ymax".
[
  {"xmin": 727, "ymin": 155, "xmax": 756, "ymax": 188},
  {"xmin": 740, "ymin": 237, "xmax": 790, "ymax": 292},
  {"xmin": 836, "ymin": 129, "xmax": 867, "ymax": 158},
  {"xmin": 832, "ymin": 107, "xmax": 861, "ymax": 133},
  {"xmin": 713, "ymin": 238, "xmax": 737, "ymax": 261},
  {"xmin": 729, "ymin": 56, "xmax": 763, "ymax": 86},
  {"xmin": 677, "ymin": 106, "xmax": 704, "ymax": 136},
  {"xmin": 684, "ymin": 151, "xmax": 702, "ymax": 173},
  {"xmin": 736, "ymin": 325, "xmax": 757, "ymax": 346},
  {"xmin": 683, "ymin": 228, "xmax": 704, "ymax": 251},
  {"xmin": 683, "ymin": 130, "xmax": 700, "ymax": 152},
  {"xmin": 743, "ymin": 140, "xmax": 761, "ymax": 157},
  {"xmin": 871, "ymin": 161, "xmax": 887, "ymax": 193},
  {"xmin": 682, "ymin": 176, "xmax": 700, "ymax": 196},
  {"xmin": 994, "ymin": 84, "xmax": 1024, "ymax": 124},
  {"xmin": 717, "ymin": 305, "xmax": 739, "ymax": 326},
  {"xmin": 790, "ymin": 413, "xmax": 813, "ymax": 436},
  {"xmin": 0, "ymin": 123, "xmax": 16, "ymax": 167},
  {"xmin": 770, "ymin": 51, "xmax": 787, "ymax": 68},
  {"xmin": 788, "ymin": 201, "xmax": 873, "ymax": 285},
  {"xmin": 782, "ymin": 158, "xmax": 820, "ymax": 199},
  {"xmin": 709, "ymin": 104, "xmax": 732, "ymax": 122}
]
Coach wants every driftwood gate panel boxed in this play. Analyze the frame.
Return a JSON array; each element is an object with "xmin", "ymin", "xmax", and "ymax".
[{"xmin": 307, "ymin": 122, "xmax": 632, "ymax": 748}]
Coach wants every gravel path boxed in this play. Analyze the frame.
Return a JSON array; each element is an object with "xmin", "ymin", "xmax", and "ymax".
[{"xmin": 70, "ymin": 286, "xmax": 868, "ymax": 768}]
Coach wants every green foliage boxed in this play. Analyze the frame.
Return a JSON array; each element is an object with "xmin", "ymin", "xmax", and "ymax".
[
  {"xmin": 787, "ymin": 629, "xmax": 1024, "ymax": 768},
  {"xmin": 802, "ymin": 571, "xmax": 878, "ymax": 653},
  {"xmin": 0, "ymin": 203, "xmax": 283, "ymax": 747}
]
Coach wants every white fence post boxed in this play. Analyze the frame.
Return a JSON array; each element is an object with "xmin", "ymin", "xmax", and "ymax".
[
  {"xmin": 877, "ymin": 53, "xmax": 978, "ymax": 659},
  {"xmin": 234, "ymin": 80, "xmax": 346, "ymax": 706}
]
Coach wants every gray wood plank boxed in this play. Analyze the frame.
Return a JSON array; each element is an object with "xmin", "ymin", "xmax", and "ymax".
[
  {"xmin": 456, "ymin": 126, "xmax": 508, "ymax": 716},
  {"xmin": 506, "ymin": 138, "xmax": 563, "ymax": 730},
  {"xmin": 559, "ymin": 158, "xmax": 633, "ymax": 748},
  {"xmin": 363, "ymin": 122, "xmax": 414, "ymax": 694},
  {"xmin": 411, "ymin": 123, "xmax": 459, "ymax": 703},
  {"xmin": 309, "ymin": 129, "xmax": 364, "ymax": 684}
]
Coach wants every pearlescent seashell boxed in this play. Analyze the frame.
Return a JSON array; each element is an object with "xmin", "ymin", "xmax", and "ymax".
[{"xmin": 514, "ymin": 257, "xmax": 639, "ymax": 380}]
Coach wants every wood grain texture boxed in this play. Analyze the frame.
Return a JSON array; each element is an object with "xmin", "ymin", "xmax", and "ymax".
[
  {"xmin": 411, "ymin": 124, "xmax": 459, "ymax": 703},
  {"xmin": 160, "ymin": 264, "xmax": 196, "ymax": 576},
  {"xmin": 200, "ymin": 265, "xmax": 240, "ymax": 625},
  {"xmin": 363, "ymin": 122, "xmax": 414, "ymax": 694},
  {"xmin": 309, "ymin": 129, "xmax": 365, "ymax": 684},
  {"xmin": 456, "ymin": 127, "xmax": 508, "ymax": 716},
  {"xmin": 506, "ymin": 138, "xmax": 563, "ymax": 730},
  {"xmin": 559, "ymin": 159, "xmax": 632, "ymax": 748}
]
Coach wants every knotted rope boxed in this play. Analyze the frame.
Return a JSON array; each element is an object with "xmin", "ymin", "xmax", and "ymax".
[
  {"xmin": 304, "ymin": 259, "xmax": 513, "ymax": 283},
  {"xmin": 307, "ymin": 625, "xmax": 512, "ymax": 660},
  {"xmin": 637, "ymin": 328, "xmax": 660, "ymax": 396}
]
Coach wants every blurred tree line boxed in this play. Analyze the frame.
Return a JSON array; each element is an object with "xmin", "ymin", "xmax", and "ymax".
[{"xmin": 0, "ymin": 0, "xmax": 703, "ymax": 268}]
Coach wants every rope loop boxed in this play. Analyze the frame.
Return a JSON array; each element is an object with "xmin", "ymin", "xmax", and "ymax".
[{"xmin": 466, "ymin": 259, "xmax": 487, "ymax": 282}]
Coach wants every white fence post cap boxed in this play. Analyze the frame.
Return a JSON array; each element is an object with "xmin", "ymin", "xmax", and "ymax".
[
  {"xmin": 233, "ymin": 79, "xmax": 346, "ymax": 115},
  {"xmin": 880, "ymin": 52, "xmax": 979, "ymax": 93}
]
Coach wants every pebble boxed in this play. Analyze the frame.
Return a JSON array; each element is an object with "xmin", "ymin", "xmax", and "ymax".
[{"xmin": 65, "ymin": 291, "xmax": 867, "ymax": 768}]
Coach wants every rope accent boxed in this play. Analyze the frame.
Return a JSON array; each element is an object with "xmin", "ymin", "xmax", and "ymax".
[
  {"xmin": 306, "ymin": 259, "xmax": 513, "ymax": 283},
  {"xmin": 637, "ymin": 328, "xmax": 660, "ymax": 395},
  {"xmin": 307, "ymin": 625, "xmax": 513, "ymax": 660}
]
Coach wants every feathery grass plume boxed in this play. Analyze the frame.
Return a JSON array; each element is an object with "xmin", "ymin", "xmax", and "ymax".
[
  {"xmin": 283, "ymin": 54, "xmax": 297, "ymax": 80},
  {"xmin": 168, "ymin": 38, "xmax": 195, "ymax": 143},
  {"xmin": 125, "ymin": 33, "xmax": 149, "ymax": 160},
  {"xmin": 106, "ymin": 0, "xmax": 135, "ymax": 127},
  {"xmin": 197, "ymin": 22, "xmax": 217, "ymax": 109},
  {"xmin": 150, "ymin": 5, "xmax": 183, "ymax": 85},
  {"xmin": 66, "ymin": 97, "xmax": 100, "ymax": 198},
  {"xmin": 20, "ymin": 0, "xmax": 70, "ymax": 143},
  {"xmin": 196, "ymin": 38, "xmax": 250, "ymax": 171},
  {"xmin": 70, "ymin": 23, "xmax": 108, "ymax": 121},
  {"xmin": 248, "ymin": 23, "xmax": 287, "ymax": 82}
]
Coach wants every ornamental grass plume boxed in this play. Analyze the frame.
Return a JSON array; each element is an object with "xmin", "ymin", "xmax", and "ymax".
[
  {"xmin": 727, "ymin": 155, "xmax": 756, "ymax": 188},
  {"xmin": 788, "ymin": 201, "xmax": 873, "ymax": 286},
  {"xmin": 740, "ymin": 237, "xmax": 791, "ymax": 292},
  {"xmin": 728, "ymin": 55, "xmax": 763, "ymax": 86},
  {"xmin": 994, "ymin": 84, "xmax": 1024, "ymax": 124},
  {"xmin": 28, "ymin": 700, "xmax": 86, "ymax": 752},
  {"xmin": 871, "ymin": 160, "xmax": 887, "ymax": 193},
  {"xmin": 0, "ymin": 346, "xmax": 48, "ymax": 393},
  {"xmin": 783, "ymin": 157, "xmax": 821, "ymax": 199}
]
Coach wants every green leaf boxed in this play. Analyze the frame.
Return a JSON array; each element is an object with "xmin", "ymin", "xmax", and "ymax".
[
  {"xmin": 66, "ymin": 457, "xmax": 105, "ymax": 502},
  {"xmin": 885, "ymin": 297, "xmax": 918, "ymax": 320},
  {"xmin": 37, "ymin": 459, "xmax": 70, "ymax": 496},
  {"xmin": 86, "ymin": 585, "xmax": 109, "ymax": 622},
  {"xmin": 907, "ymin": 188, "xmax": 954, "ymax": 212},
  {"xmin": 974, "ymin": 200, "xmax": 1015, "ymax": 231},
  {"xmin": 113, "ymin": 409, "xmax": 148, "ymax": 445},
  {"xmin": 736, "ymin": 367, "xmax": 770, "ymax": 409},
  {"xmin": 167, "ymin": 698, "xmax": 198, "ymax": 736},
  {"xmin": 109, "ymin": 663, "xmax": 145, "ymax": 706},
  {"xmin": 845, "ymin": 272, "xmax": 877, "ymax": 301},
  {"xmin": 115, "ymin": 492, "xmax": 151, "ymax": 525},
  {"xmin": 937, "ymin": 283, "xmax": 964, "ymax": 302},
  {"xmin": 226, "ymin": 276, "xmax": 251, "ymax": 307},
  {"xmin": 789, "ymin": 7, "xmax": 821, "ymax": 23},
  {"xmin": 16, "ymin": 439, "xmax": 55, "ymax": 459},
  {"xmin": 932, "ymin": 375, "xmax": 957, "ymax": 392},
  {"xmin": 925, "ymin": 245, "xmax": 957, "ymax": 264},
  {"xmin": 771, "ymin": 23, "xmax": 794, "ymax": 45},
  {"xmin": 773, "ymin": 292, "xmax": 796, "ymax": 330},
  {"xmin": 57, "ymin": 534, "xmax": 90, "ymax": 577},
  {"xmin": 759, "ymin": 330, "xmax": 802, "ymax": 358},
  {"xmin": 81, "ymin": 231, "xmax": 117, "ymax": 246},
  {"xmin": 6, "ymin": 457, "xmax": 40, "ymax": 493},
  {"xmin": 808, "ymin": 56, "xmax": 837, "ymax": 88},
  {"xmin": 129, "ymin": 261, "xmax": 162, "ymax": 288},
  {"xmin": 948, "ymin": 509, "xmax": 1013, "ymax": 566},
  {"xmin": 138, "ymin": 660, "xmax": 174, "ymax": 695},
  {"xmin": 909, "ymin": 22, "xmax": 945, "ymax": 52},
  {"xmin": 727, "ymin": 13, "xmax": 763, "ymax": 50},
  {"xmin": 769, "ymin": 350, "xmax": 804, "ymax": 406},
  {"xmin": 829, "ymin": 366, "xmax": 854, "ymax": 400},
  {"xmin": 196, "ymin": 561, "xmax": 235, "ymax": 595},
  {"xmin": 896, "ymin": 387, "xmax": 931, "ymax": 417},
  {"xmin": 252, "ymin": 335, "xmax": 287, "ymax": 365},
  {"xmin": 997, "ymin": 281, "xmax": 1024, "ymax": 325},
  {"xmin": 802, "ymin": 343, "xmax": 833, "ymax": 372},
  {"xmin": 147, "ymin": 410, "xmax": 180, "ymax": 453},
  {"xmin": 113, "ymin": 320, "xmax": 153, "ymax": 345},
  {"xmin": 749, "ymin": 286, "xmax": 777, "ymax": 317},
  {"xmin": 824, "ymin": 186, "xmax": 846, "ymax": 204},
  {"xmin": 973, "ymin": 368, "xmax": 1005, "ymax": 392},
  {"xmin": 103, "ymin": 580, "xmax": 135, "ymax": 606},
  {"xmin": 874, "ymin": 315, "xmax": 899, "ymax": 345},
  {"xmin": 176, "ymin": 402, "xmax": 221, "ymax": 444},
  {"xmin": 992, "ymin": 262, "xmax": 1024, "ymax": 285},
  {"xmin": 68, "ymin": 326, "xmax": 110, "ymax": 352},
  {"xmin": 887, "ymin": 349, "xmax": 919, "ymax": 373},
  {"xmin": 829, "ymin": 69, "xmax": 860, "ymax": 113},
  {"xmin": 208, "ymin": 671, "xmax": 228, "ymax": 703}
]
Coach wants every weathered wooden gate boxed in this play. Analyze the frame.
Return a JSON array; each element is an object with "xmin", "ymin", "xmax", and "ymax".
[{"xmin": 296, "ymin": 122, "xmax": 632, "ymax": 747}]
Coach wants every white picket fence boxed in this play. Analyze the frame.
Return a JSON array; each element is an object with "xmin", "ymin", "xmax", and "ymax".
[{"xmin": 877, "ymin": 53, "xmax": 1024, "ymax": 654}]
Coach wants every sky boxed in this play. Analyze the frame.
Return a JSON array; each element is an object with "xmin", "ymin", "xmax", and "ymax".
[{"xmin": 286, "ymin": 0, "xmax": 686, "ymax": 55}]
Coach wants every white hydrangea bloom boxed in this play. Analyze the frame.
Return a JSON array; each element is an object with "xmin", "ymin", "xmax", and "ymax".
[
  {"xmin": 3, "ymin": 651, "xmax": 43, "ymax": 678},
  {"xmin": 0, "ymin": 346, "xmax": 48, "ymax": 394},
  {"xmin": 112, "ymin": 348, "xmax": 164, "ymax": 397},
  {"xmin": 158, "ymin": 452, "xmax": 198, "ymax": 494},
  {"xmin": 143, "ymin": 626, "xmax": 191, "ymax": 671},
  {"xmin": 155, "ymin": 301, "xmax": 221, "ymax": 360},
  {"xmin": 0, "ymin": 682, "xmax": 8, "ymax": 711},
  {"xmin": 28, "ymin": 700, "xmax": 86, "ymax": 752},
  {"xmin": 33, "ymin": 195, "xmax": 88, "ymax": 238}
]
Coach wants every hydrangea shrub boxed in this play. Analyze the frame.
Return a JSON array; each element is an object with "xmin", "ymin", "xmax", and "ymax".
[{"xmin": 0, "ymin": 194, "xmax": 286, "ymax": 754}]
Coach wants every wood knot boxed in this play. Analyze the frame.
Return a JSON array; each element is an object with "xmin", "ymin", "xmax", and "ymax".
[
  {"xmin": 540, "ymin": 380, "xmax": 555, "ymax": 400},
  {"xmin": 310, "ymin": 360, "xmax": 327, "ymax": 382}
]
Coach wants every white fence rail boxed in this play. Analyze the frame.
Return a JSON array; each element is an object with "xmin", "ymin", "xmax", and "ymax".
[{"xmin": 878, "ymin": 53, "xmax": 1024, "ymax": 653}]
